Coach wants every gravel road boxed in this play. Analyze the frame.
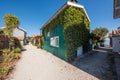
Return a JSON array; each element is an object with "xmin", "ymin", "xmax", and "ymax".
[{"xmin": 7, "ymin": 44, "xmax": 99, "ymax": 80}]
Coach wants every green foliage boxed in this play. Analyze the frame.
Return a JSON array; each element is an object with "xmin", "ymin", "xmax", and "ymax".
[
  {"xmin": 91, "ymin": 27, "xmax": 109, "ymax": 43},
  {"xmin": 13, "ymin": 48, "xmax": 21, "ymax": 53},
  {"xmin": 40, "ymin": 37, "xmax": 44, "ymax": 49},
  {"xmin": 37, "ymin": 45, "xmax": 40, "ymax": 48},
  {"xmin": 0, "ymin": 64, "xmax": 12, "ymax": 79},
  {"xmin": 37, "ymin": 38, "xmax": 44, "ymax": 49},
  {"xmin": 2, "ymin": 49, "xmax": 10, "ymax": 55},
  {"xmin": 63, "ymin": 7, "xmax": 83, "ymax": 28},
  {"xmin": 43, "ymin": 6, "xmax": 90, "ymax": 61},
  {"xmin": 26, "ymin": 36, "xmax": 31, "ymax": 44},
  {"xmin": 4, "ymin": 14, "xmax": 20, "ymax": 50},
  {"xmin": 63, "ymin": 7, "xmax": 90, "ymax": 61},
  {"xmin": 4, "ymin": 14, "xmax": 19, "ymax": 29},
  {"xmin": 9, "ymin": 52, "xmax": 20, "ymax": 60},
  {"xmin": 90, "ymin": 33, "xmax": 99, "ymax": 44},
  {"xmin": 14, "ymin": 38, "xmax": 22, "ymax": 50},
  {"xmin": 2, "ymin": 49, "xmax": 20, "ymax": 62},
  {"xmin": 0, "ymin": 49, "xmax": 21, "ymax": 79},
  {"xmin": 32, "ymin": 36, "xmax": 44, "ymax": 49},
  {"xmin": 4, "ymin": 14, "xmax": 19, "ymax": 37},
  {"xmin": 0, "ymin": 29, "xmax": 4, "ymax": 34}
]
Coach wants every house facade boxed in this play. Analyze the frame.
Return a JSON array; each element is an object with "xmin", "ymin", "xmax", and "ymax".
[
  {"xmin": 112, "ymin": 27, "xmax": 120, "ymax": 52},
  {"xmin": 31, "ymin": 34, "xmax": 42, "ymax": 46},
  {"xmin": 13, "ymin": 27, "xmax": 27, "ymax": 45},
  {"xmin": 41, "ymin": 1, "xmax": 90, "ymax": 61}
]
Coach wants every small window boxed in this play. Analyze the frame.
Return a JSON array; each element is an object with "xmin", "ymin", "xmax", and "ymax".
[{"xmin": 50, "ymin": 36, "xmax": 59, "ymax": 47}]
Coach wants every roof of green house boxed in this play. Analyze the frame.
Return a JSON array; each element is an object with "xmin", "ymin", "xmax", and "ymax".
[{"xmin": 41, "ymin": 1, "xmax": 90, "ymax": 29}]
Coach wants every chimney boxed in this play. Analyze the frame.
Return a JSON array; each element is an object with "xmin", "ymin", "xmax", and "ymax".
[{"xmin": 70, "ymin": 0, "xmax": 78, "ymax": 3}]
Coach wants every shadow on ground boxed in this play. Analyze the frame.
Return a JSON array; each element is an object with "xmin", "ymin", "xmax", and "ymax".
[{"xmin": 70, "ymin": 47, "xmax": 117, "ymax": 80}]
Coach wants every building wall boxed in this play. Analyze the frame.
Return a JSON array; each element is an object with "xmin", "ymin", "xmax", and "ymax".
[
  {"xmin": 13, "ymin": 28, "xmax": 26, "ymax": 45},
  {"xmin": 20, "ymin": 41, "xmax": 23, "ymax": 45},
  {"xmin": 112, "ymin": 36, "xmax": 120, "ymax": 52},
  {"xmin": 13, "ymin": 28, "xmax": 25, "ymax": 37},
  {"xmin": 42, "ymin": 4, "xmax": 90, "ymax": 61},
  {"xmin": 43, "ymin": 26, "xmax": 67, "ymax": 60}
]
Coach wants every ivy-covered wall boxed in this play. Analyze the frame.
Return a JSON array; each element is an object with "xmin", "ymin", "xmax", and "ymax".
[
  {"xmin": 43, "ymin": 26, "xmax": 67, "ymax": 60},
  {"xmin": 42, "ymin": 6, "xmax": 90, "ymax": 61}
]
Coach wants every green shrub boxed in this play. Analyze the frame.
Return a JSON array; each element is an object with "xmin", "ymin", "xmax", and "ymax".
[
  {"xmin": 13, "ymin": 48, "xmax": 21, "ymax": 53},
  {"xmin": 0, "ymin": 49, "xmax": 21, "ymax": 79},
  {"xmin": 9, "ymin": 53, "xmax": 20, "ymax": 60},
  {"xmin": 14, "ymin": 37, "xmax": 23, "ymax": 50},
  {"xmin": 2, "ymin": 49, "xmax": 10, "ymax": 54},
  {"xmin": 0, "ymin": 64, "xmax": 12, "ymax": 79},
  {"xmin": 2, "ymin": 49, "xmax": 11, "ymax": 62},
  {"xmin": 37, "ymin": 45, "xmax": 40, "ymax": 48}
]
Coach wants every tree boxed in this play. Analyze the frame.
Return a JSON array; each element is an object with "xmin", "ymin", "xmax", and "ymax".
[
  {"xmin": 4, "ymin": 14, "xmax": 19, "ymax": 37},
  {"xmin": 91, "ymin": 27, "xmax": 109, "ymax": 47},
  {"xmin": 26, "ymin": 36, "xmax": 31, "ymax": 44},
  {"xmin": 4, "ymin": 14, "xmax": 20, "ymax": 50},
  {"xmin": 0, "ymin": 28, "xmax": 4, "ymax": 34}
]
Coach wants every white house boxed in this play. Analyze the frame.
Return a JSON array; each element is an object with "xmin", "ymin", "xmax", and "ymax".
[
  {"xmin": 112, "ymin": 27, "xmax": 120, "ymax": 52},
  {"xmin": 13, "ymin": 27, "xmax": 27, "ymax": 45}
]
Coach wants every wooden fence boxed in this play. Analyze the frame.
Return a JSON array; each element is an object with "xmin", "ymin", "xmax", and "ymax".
[{"xmin": 0, "ymin": 35, "xmax": 9, "ymax": 49}]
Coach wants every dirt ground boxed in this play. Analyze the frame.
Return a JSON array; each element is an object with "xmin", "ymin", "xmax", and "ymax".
[
  {"xmin": 7, "ymin": 44, "xmax": 99, "ymax": 80},
  {"xmin": 6, "ymin": 44, "xmax": 116, "ymax": 80},
  {"xmin": 72, "ymin": 47, "xmax": 116, "ymax": 80}
]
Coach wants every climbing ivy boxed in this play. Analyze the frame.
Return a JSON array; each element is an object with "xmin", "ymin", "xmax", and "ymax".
[{"xmin": 43, "ymin": 6, "xmax": 90, "ymax": 61}]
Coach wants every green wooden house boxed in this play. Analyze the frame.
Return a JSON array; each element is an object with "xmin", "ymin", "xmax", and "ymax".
[{"xmin": 41, "ymin": 1, "xmax": 90, "ymax": 61}]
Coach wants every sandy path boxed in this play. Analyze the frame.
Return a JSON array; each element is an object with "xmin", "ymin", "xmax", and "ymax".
[{"xmin": 8, "ymin": 44, "xmax": 99, "ymax": 80}]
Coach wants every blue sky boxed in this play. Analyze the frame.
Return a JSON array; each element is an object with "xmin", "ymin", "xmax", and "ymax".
[{"xmin": 0, "ymin": 0, "xmax": 120, "ymax": 36}]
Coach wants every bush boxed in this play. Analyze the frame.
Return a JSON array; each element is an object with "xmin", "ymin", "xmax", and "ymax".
[
  {"xmin": 13, "ymin": 48, "xmax": 21, "ymax": 53},
  {"xmin": 0, "ymin": 49, "xmax": 21, "ymax": 79},
  {"xmin": 9, "ymin": 53, "xmax": 20, "ymax": 60},
  {"xmin": 37, "ymin": 45, "xmax": 40, "ymax": 48},
  {"xmin": 2, "ymin": 49, "xmax": 10, "ymax": 55},
  {"xmin": 2, "ymin": 49, "xmax": 11, "ymax": 62},
  {"xmin": 14, "ymin": 37, "xmax": 23, "ymax": 50},
  {"xmin": 0, "ymin": 64, "xmax": 12, "ymax": 79}
]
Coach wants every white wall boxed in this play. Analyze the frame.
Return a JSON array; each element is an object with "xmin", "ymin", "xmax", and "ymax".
[
  {"xmin": 77, "ymin": 46, "xmax": 83, "ymax": 57},
  {"xmin": 13, "ymin": 28, "xmax": 24, "ymax": 37},
  {"xmin": 13, "ymin": 28, "xmax": 26, "ymax": 45},
  {"xmin": 112, "ymin": 37, "xmax": 120, "ymax": 52},
  {"xmin": 20, "ymin": 41, "xmax": 23, "ymax": 45}
]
